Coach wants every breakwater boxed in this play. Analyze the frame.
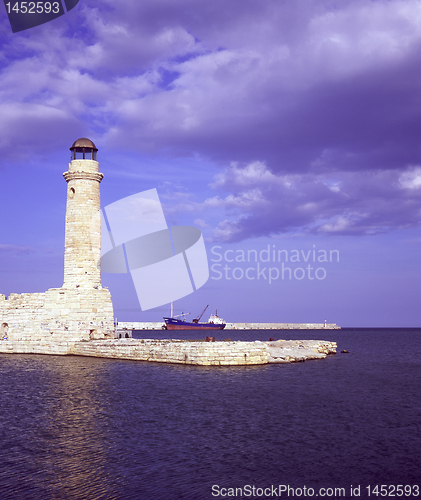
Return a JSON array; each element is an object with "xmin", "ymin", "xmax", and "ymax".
[
  {"xmin": 0, "ymin": 338, "xmax": 336, "ymax": 365},
  {"xmin": 118, "ymin": 321, "xmax": 341, "ymax": 330}
]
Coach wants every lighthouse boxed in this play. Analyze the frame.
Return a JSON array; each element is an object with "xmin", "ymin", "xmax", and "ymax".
[
  {"xmin": 63, "ymin": 138, "xmax": 102, "ymax": 288},
  {"xmin": 54, "ymin": 137, "xmax": 115, "ymax": 339},
  {"xmin": 0, "ymin": 138, "xmax": 114, "ymax": 342}
]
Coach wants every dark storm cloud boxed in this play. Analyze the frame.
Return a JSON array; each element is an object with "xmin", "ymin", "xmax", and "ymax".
[
  {"xmin": 96, "ymin": 0, "xmax": 421, "ymax": 173},
  {"xmin": 1, "ymin": 0, "xmax": 420, "ymax": 169}
]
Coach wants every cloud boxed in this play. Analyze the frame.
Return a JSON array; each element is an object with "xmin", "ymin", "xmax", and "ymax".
[
  {"xmin": 1, "ymin": 0, "xmax": 421, "ymax": 244},
  {"xmin": 399, "ymin": 167, "xmax": 421, "ymax": 189},
  {"xmin": 95, "ymin": 0, "xmax": 421, "ymax": 171},
  {"xmin": 212, "ymin": 162, "xmax": 277, "ymax": 188},
  {"xmin": 1, "ymin": 0, "xmax": 421, "ymax": 171},
  {"xmin": 0, "ymin": 244, "xmax": 35, "ymax": 255},
  {"xmin": 200, "ymin": 162, "xmax": 421, "ymax": 242}
]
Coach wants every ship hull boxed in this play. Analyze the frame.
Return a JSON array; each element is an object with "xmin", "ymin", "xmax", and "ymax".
[{"xmin": 163, "ymin": 318, "xmax": 225, "ymax": 330}]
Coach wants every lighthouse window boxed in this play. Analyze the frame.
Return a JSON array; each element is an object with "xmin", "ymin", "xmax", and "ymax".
[
  {"xmin": 73, "ymin": 148, "xmax": 84, "ymax": 160},
  {"xmin": 72, "ymin": 147, "xmax": 97, "ymax": 160},
  {"xmin": 69, "ymin": 187, "xmax": 75, "ymax": 198}
]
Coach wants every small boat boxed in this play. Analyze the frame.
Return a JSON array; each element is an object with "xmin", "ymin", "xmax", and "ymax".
[{"xmin": 163, "ymin": 305, "xmax": 226, "ymax": 330}]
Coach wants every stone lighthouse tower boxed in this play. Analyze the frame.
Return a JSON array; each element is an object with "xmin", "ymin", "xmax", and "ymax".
[
  {"xmin": 52, "ymin": 137, "xmax": 114, "ymax": 340},
  {"xmin": 63, "ymin": 138, "xmax": 102, "ymax": 288},
  {"xmin": 0, "ymin": 138, "xmax": 114, "ymax": 343}
]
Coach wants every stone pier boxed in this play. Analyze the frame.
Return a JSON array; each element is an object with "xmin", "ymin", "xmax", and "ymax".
[
  {"xmin": 117, "ymin": 321, "xmax": 341, "ymax": 330},
  {"xmin": 0, "ymin": 338, "xmax": 337, "ymax": 365}
]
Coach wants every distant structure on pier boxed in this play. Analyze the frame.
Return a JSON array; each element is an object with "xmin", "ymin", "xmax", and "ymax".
[{"xmin": 0, "ymin": 138, "xmax": 114, "ymax": 341}]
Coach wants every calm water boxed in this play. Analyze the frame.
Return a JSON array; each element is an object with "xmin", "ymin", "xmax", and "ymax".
[{"xmin": 0, "ymin": 328, "xmax": 420, "ymax": 500}]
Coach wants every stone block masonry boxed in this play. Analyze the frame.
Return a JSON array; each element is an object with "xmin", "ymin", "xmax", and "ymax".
[
  {"xmin": 0, "ymin": 288, "xmax": 114, "ymax": 342},
  {"xmin": 70, "ymin": 339, "xmax": 269, "ymax": 365},
  {"xmin": 0, "ymin": 338, "xmax": 337, "ymax": 365},
  {"xmin": 0, "ymin": 340, "xmax": 73, "ymax": 356},
  {"xmin": 63, "ymin": 159, "xmax": 103, "ymax": 289}
]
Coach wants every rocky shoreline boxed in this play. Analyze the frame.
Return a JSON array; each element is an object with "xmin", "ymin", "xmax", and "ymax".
[{"xmin": 265, "ymin": 339, "xmax": 337, "ymax": 363}]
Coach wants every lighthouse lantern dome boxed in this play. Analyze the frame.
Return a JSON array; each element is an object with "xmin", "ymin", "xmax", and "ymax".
[{"xmin": 70, "ymin": 138, "xmax": 98, "ymax": 161}]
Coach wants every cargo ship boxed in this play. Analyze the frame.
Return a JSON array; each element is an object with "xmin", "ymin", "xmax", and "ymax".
[{"xmin": 163, "ymin": 305, "xmax": 226, "ymax": 330}]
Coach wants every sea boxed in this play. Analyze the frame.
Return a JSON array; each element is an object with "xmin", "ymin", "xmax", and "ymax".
[{"xmin": 0, "ymin": 328, "xmax": 420, "ymax": 500}]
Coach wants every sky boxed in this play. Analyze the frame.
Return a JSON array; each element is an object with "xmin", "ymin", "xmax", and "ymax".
[{"xmin": 0, "ymin": 0, "xmax": 420, "ymax": 327}]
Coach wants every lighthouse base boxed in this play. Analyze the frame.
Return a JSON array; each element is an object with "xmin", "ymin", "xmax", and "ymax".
[{"xmin": 0, "ymin": 287, "xmax": 114, "ymax": 342}]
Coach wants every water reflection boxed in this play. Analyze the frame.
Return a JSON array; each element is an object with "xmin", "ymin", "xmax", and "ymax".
[{"xmin": 0, "ymin": 355, "xmax": 115, "ymax": 499}]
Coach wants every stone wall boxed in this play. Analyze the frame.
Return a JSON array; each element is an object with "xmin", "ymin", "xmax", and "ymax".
[
  {"xmin": 70, "ymin": 339, "xmax": 269, "ymax": 365},
  {"xmin": 0, "ymin": 339, "xmax": 72, "ymax": 355},
  {"xmin": 0, "ymin": 292, "xmax": 46, "ymax": 340},
  {"xmin": 118, "ymin": 321, "xmax": 341, "ymax": 330},
  {"xmin": 117, "ymin": 321, "xmax": 164, "ymax": 330},
  {"xmin": 225, "ymin": 322, "xmax": 341, "ymax": 330},
  {"xmin": 0, "ymin": 287, "xmax": 114, "ymax": 342}
]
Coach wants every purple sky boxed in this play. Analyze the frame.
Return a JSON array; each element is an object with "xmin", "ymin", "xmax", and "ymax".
[{"xmin": 1, "ymin": 0, "xmax": 420, "ymax": 326}]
